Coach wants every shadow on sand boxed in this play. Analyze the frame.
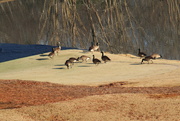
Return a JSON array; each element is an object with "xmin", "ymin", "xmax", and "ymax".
[
  {"xmin": 78, "ymin": 65, "xmax": 91, "ymax": 67},
  {"xmin": 36, "ymin": 58, "xmax": 49, "ymax": 61},
  {"xmin": 130, "ymin": 63, "xmax": 142, "ymax": 65},
  {"xmin": 39, "ymin": 54, "xmax": 48, "ymax": 57},
  {"xmin": 53, "ymin": 67, "xmax": 65, "ymax": 70}
]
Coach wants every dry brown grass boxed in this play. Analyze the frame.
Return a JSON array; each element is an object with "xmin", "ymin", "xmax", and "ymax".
[
  {"xmin": 0, "ymin": 79, "xmax": 180, "ymax": 121},
  {"xmin": 0, "ymin": 79, "xmax": 180, "ymax": 110},
  {"xmin": 148, "ymin": 94, "xmax": 180, "ymax": 99}
]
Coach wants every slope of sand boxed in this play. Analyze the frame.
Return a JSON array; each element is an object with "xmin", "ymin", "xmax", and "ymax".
[{"xmin": 0, "ymin": 49, "xmax": 180, "ymax": 121}]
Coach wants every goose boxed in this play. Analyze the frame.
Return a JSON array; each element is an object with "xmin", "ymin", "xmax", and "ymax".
[
  {"xmin": 48, "ymin": 48, "xmax": 55, "ymax": 59},
  {"xmin": 150, "ymin": 53, "xmax": 162, "ymax": 59},
  {"xmin": 92, "ymin": 55, "xmax": 101, "ymax": 65},
  {"xmin": 89, "ymin": 42, "xmax": 100, "ymax": 52},
  {"xmin": 88, "ymin": 42, "xmax": 94, "ymax": 51},
  {"xmin": 65, "ymin": 59, "xmax": 73, "ymax": 69},
  {"xmin": 77, "ymin": 55, "xmax": 91, "ymax": 62},
  {"xmin": 68, "ymin": 57, "xmax": 79, "ymax": 65},
  {"xmin": 141, "ymin": 56, "xmax": 154, "ymax": 64},
  {"xmin": 48, "ymin": 52, "xmax": 55, "ymax": 59},
  {"xmin": 138, "ymin": 48, "xmax": 146, "ymax": 58},
  {"xmin": 53, "ymin": 42, "xmax": 61, "ymax": 55},
  {"xmin": 101, "ymin": 51, "xmax": 111, "ymax": 63}
]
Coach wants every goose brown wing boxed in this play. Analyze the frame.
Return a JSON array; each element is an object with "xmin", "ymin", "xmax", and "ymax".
[
  {"xmin": 102, "ymin": 55, "xmax": 111, "ymax": 61},
  {"xmin": 93, "ymin": 58, "xmax": 101, "ymax": 64}
]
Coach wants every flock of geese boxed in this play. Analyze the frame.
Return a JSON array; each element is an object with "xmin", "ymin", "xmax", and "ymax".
[{"xmin": 48, "ymin": 42, "xmax": 162, "ymax": 69}]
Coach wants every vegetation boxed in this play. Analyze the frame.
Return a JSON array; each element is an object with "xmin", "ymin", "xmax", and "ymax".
[{"xmin": 0, "ymin": 0, "xmax": 179, "ymax": 59}]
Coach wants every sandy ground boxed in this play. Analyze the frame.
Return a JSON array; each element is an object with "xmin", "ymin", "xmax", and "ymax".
[
  {"xmin": 1, "ymin": 49, "xmax": 180, "ymax": 86},
  {"xmin": 0, "ymin": 49, "xmax": 180, "ymax": 121}
]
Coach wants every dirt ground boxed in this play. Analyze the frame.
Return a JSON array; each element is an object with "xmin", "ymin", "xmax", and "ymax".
[
  {"xmin": 0, "ymin": 79, "xmax": 180, "ymax": 121},
  {"xmin": 1, "ymin": 79, "xmax": 180, "ymax": 110}
]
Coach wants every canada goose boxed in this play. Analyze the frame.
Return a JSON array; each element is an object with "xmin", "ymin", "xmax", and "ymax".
[
  {"xmin": 141, "ymin": 56, "xmax": 154, "ymax": 64},
  {"xmin": 68, "ymin": 57, "xmax": 79, "ymax": 65},
  {"xmin": 150, "ymin": 53, "xmax": 162, "ymax": 59},
  {"xmin": 101, "ymin": 51, "xmax": 111, "ymax": 63},
  {"xmin": 48, "ymin": 52, "xmax": 55, "ymax": 59},
  {"xmin": 53, "ymin": 42, "xmax": 61, "ymax": 55},
  {"xmin": 138, "ymin": 48, "xmax": 146, "ymax": 58},
  {"xmin": 89, "ymin": 42, "xmax": 100, "ymax": 52},
  {"xmin": 48, "ymin": 48, "xmax": 55, "ymax": 59},
  {"xmin": 92, "ymin": 55, "xmax": 101, "ymax": 65},
  {"xmin": 88, "ymin": 42, "xmax": 94, "ymax": 51},
  {"xmin": 65, "ymin": 59, "xmax": 73, "ymax": 69},
  {"xmin": 77, "ymin": 55, "xmax": 91, "ymax": 62}
]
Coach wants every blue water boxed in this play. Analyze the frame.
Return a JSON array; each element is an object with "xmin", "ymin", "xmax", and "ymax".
[{"xmin": 0, "ymin": 43, "xmax": 77, "ymax": 63}]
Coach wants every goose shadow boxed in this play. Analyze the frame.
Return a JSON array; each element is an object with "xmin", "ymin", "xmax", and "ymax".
[
  {"xmin": 78, "ymin": 65, "xmax": 91, "ymax": 67},
  {"xmin": 130, "ymin": 63, "xmax": 142, "ymax": 65},
  {"xmin": 36, "ymin": 58, "xmax": 49, "ymax": 61},
  {"xmin": 53, "ymin": 67, "xmax": 65, "ymax": 70},
  {"xmin": 86, "ymin": 63, "xmax": 94, "ymax": 65},
  {"xmin": 39, "ymin": 54, "xmax": 48, "ymax": 57},
  {"xmin": 54, "ymin": 64, "xmax": 65, "ymax": 66}
]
